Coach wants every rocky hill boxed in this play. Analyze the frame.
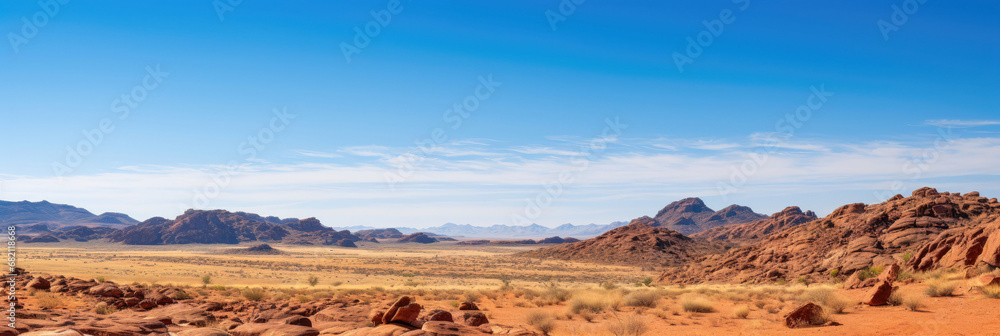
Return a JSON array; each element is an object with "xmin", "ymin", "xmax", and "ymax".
[
  {"xmin": 650, "ymin": 198, "xmax": 768, "ymax": 235},
  {"xmin": 517, "ymin": 217, "xmax": 723, "ymax": 268},
  {"xmin": 691, "ymin": 206, "xmax": 817, "ymax": 243},
  {"xmin": 659, "ymin": 187, "xmax": 1000, "ymax": 284},
  {"xmin": 107, "ymin": 209, "xmax": 360, "ymax": 246},
  {"xmin": 1, "ymin": 200, "xmax": 138, "ymax": 231}
]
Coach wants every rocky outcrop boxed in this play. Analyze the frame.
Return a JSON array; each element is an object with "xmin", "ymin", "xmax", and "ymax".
[
  {"xmin": 692, "ymin": 206, "xmax": 818, "ymax": 243},
  {"xmin": 660, "ymin": 188, "xmax": 1000, "ymax": 284},
  {"xmin": 108, "ymin": 210, "xmax": 361, "ymax": 246},
  {"xmin": 519, "ymin": 219, "xmax": 722, "ymax": 267},
  {"xmin": 651, "ymin": 198, "xmax": 768, "ymax": 235},
  {"xmin": 398, "ymin": 233, "xmax": 438, "ymax": 244}
]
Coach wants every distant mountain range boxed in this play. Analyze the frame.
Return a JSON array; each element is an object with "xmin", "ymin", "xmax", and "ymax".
[
  {"xmin": 0, "ymin": 200, "xmax": 138, "ymax": 232},
  {"xmin": 331, "ymin": 221, "xmax": 629, "ymax": 238},
  {"xmin": 2, "ymin": 196, "xmax": 770, "ymax": 242}
]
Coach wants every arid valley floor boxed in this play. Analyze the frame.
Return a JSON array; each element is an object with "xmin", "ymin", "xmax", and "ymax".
[{"xmin": 14, "ymin": 239, "xmax": 1000, "ymax": 336}]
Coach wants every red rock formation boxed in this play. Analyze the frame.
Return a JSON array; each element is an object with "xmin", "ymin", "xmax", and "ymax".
[
  {"xmin": 692, "ymin": 206, "xmax": 817, "ymax": 242},
  {"xmin": 660, "ymin": 188, "xmax": 1000, "ymax": 284}
]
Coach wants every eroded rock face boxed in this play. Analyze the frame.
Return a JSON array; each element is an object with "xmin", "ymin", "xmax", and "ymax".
[
  {"xmin": 692, "ymin": 206, "xmax": 818, "ymax": 243},
  {"xmin": 909, "ymin": 215, "xmax": 1000, "ymax": 271},
  {"xmin": 518, "ymin": 221, "xmax": 723, "ymax": 267},
  {"xmin": 661, "ymin": 188, "xmax": 1000, "ymax": 284}
]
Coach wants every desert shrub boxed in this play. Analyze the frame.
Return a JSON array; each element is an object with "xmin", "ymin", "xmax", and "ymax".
[
  {"xmin": 200, "ymin": 274, "xmax": 212, "ymax": 286},
  {"xmin": 800, "ymin": 287, "xmax": 850, "ymax": 314},
  {"xmin": 543, "ymin": 284, "xmax": 571, "ymax": 303},
  {"xmin": 36, "ymin": 292, "xmax": 63, "ymax": 309},
  {"xmin": 902, "ymin": 251, "xmax": 914, "ymax": 263},
  {"xmin": 904, "ymin": 294, "xmax": 925, "ymax": 311},
  {"xmin": 242, "ymin": 287, "xmax": 266, "ymax": 301},
  {"xmin": 887, "ymin": 291, "xmax": 904, "ymax": 306},
  {"xmin": 173, "ymin": 291, "xmax": 193, "ymax": 300},
  {"xmin": 733, "ymin": 305, "xmax": 751, "ymax": 319},
  {"xmin": 95, "ymin": 302, "xmax": 117, "ymax": 315},
  {"xmin": 525, "ymin": 311, "xmax": 556, "ymax": 335},
  {"xmin": 624, "ymin": 290, "xmax": 659, "ymax": 308},
  {"xmin": 463, "ymin": 290, "xmax": 483, "ymax": 303},
  {"xmin": 579, "ymin": 310, "xmax": 595, "ymax": 322},
  {"xmin": 639, "ymin": 277, "xmax": 653, "ymax": 287},
  {"xmin": 856, "ymin": 266, "xmax": 885, "ymax": 281},
  {"xmin": 95, "ymin": 276, "xmax": 106, "ymax": 283},
  {"xmin": 679, "ymin": 294, "xmax": 714, "ymax": 313},
  {"xmin": 210, "ymin": 285, "xmax": 227, "ymax": 291},
  {"xmin": 829, "ymin": 269, "xmax": 840, "ymax": 278},
  {"xmin": 569, "ymin": 291, "xmax": 620, "ymax": 314},
  {"xmin": 607, "ymin": 314, "xmax": 648, "ymax": 336},
  {"xmin": 330, "ymin": 281, "xmax": 343, "ymax": 287},
  {"xmin": 983, "ymin": 285, "xmax": 1000, "ymax": 299},
  {"xmin": 924, "ymin": 280, "xmax": 957, "ymax": 297},
  {"xmin": 499, "ymin": 274, "xmax": 514, "ymax": 291},
  {"xmin": 601, "ymin": 281, "xmax": 619, "ymax": 290},
  {"xmin": 796, "ymin": 277, "xmax": 811, "ymax": 287},
  {"xmin": 307, "ymin": 275, "xmax": 319, "ymax": 287}
]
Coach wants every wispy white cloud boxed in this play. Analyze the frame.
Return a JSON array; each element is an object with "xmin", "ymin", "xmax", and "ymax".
[
  {"xmin": 925, "ymin": 119, "xmax": 1000, "ymax": 128},
  {"xmin": 291, "ymin": 149, "xmax": 342, "ymax": 158},
  {"xmin": 3, "ymin": 136, "xmax": 1000, "ymax": 228}
]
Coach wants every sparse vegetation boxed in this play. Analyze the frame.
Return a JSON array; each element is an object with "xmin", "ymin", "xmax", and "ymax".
[
  {"xmin": 800, "ymin": 287, "xmax": 850, "ymax": 314},
  {"xmin": 679, "ymin": 294, "xmax": 715, "ymax": 313},
  {"xmin": 94, "ymin": 301, "xmax": 116, "ymax": 315},
  {"xmin": 733, "ymin": 305, "xmax": 751, "ymax": 319},
  {"xmin": 624, "ymin": 290, "xmax": 660, "ymax": 308},
  {"xmin": 856, "ymin": 266, "xmax": 885, "ymax": 281},
  {"xmin": 983, "ymin": 285, "xmax": 1000, "ymax": 299},
  {"xmin": 903, "ymin": 294, "xmax": 925, "ymax": 311},
  {"xmin": 526, "ymin": 311, "xmax": 556, "ymax": 335},
  {"xmin": 242, "ymin": 287, "xmax": 266, "ymax": 301},
  {"xmin": 463, "ymin": 290, "xmax": 483, "ymax": 303},
  {"xmin": 924, "ymin": 279, "xmax": 957, "ymax": 297},
  {"xmin": 307, "ymin": 275, "xmax": 319, "ymax": 287},
  {"xmin": 607, "ymin": 314, "xmax": 648, "ymax": 336},
  {"xmin": 200, "ymin": 274, "xmax": 212, "ymax": 287},
  {"xmin": 36, "ymin": 292, "xmax": 63, "ymax": 309}
]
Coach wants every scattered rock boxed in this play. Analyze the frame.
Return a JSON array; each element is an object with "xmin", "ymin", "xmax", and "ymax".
[
  {"xmin": 784, "ymin": 302, "xmax": 826, "ymax": 328},
  {"xmin": 864, "ymin": 280, "xmax": 896, "ymax": 306},
  {"xmin": 460, "ymin": 312, "xmax": 489, "ymax": 327}
]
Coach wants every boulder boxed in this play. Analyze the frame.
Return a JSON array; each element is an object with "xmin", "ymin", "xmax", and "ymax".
[
  {"xmin": 784, "ymin": 302, "xmax": 826, "ymax": 328},
  {"xmin": 418, "ymin": 310, "xmax": 454, "ymax": 324},
  {"xmin": 369, "ymin": 310, "xmax": 386, "ymax": 326},
  {"xmin": 176, "ymin": 329, "xmax": 232, "ymax": 336},
  {"xmin": 864, "ymin": 280, "xmax": 896, "ymax": 306},
  {"xmin": 230, "ymin": 323, "xmax": 319, "ymax": 336},
  {"xmin": 19, "ymin": 329, "xmax": 84, "ymax": 336},
  {"xmin": 26, "ymin": 277, "xmax": 50, "ymax": 290},
  {"xmin": 387, "ymin": 303, "xmax": 421, "ymax": 325},
  {"xmin": 460, "ymin": 312, "xmax": 489, "ymax": 327},
  {"xmin": 382, "ymin": 297, "xmax": 412, "ymax": 325},
  {"xmin": 283, "ymin": 316, "xmax": 312, "ymax": 327},
  {"xmin": 87, "ymin": 284, "xmax": 124, "ymax": 298},
  {"xmin": 421, "ymin": 321, "xmax": 490, "ymax": 336}
]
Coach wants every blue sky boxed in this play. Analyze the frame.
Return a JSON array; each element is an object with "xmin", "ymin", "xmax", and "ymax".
[{"xmin": 1, "ymin": 0, "xmax": 998, "ymax": 227}]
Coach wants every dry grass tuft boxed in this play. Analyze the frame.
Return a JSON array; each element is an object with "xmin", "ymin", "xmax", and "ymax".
[
  {"xmin": 732, "ymin": 305, "xmax": 751, "ymax": 319},
  {"xmin": 607, "ymin": 314, "xmax": 648, "ymax": 336},
  {"xmin": 679, "ymin": 294, "xmax": 715, "ymax": 313},
  {"xmin": 624, "ymin": 290, "xmax": 660, "ymax": 308},
  {"xmin": 526, "ymin": 311, "xmax": 556, "ymax": 335},
  {"xmin": 983, "ymin": 285, "xmax": 1000, "ymax": 299},
  {"xmin": 924, "ymin": 279, "xmax": 957, "ymax": 297}
]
